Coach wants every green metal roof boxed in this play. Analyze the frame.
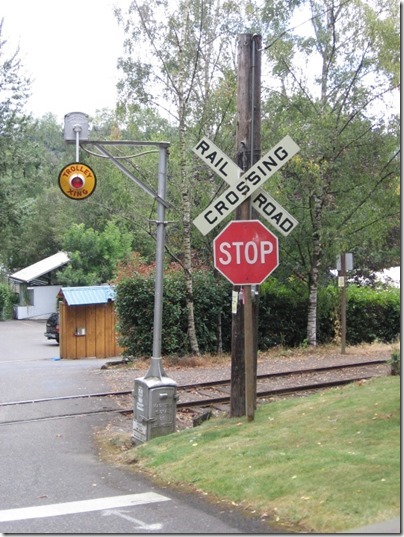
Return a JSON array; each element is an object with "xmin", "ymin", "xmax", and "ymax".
[{"xmin": 61, "ymin": 285, "xmax": 116, "ymax": 306}]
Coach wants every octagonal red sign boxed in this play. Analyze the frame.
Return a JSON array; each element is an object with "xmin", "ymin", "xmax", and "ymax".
[{"xmin": 213, "ymin": 220, "xmax": 279, "ymax": 285}]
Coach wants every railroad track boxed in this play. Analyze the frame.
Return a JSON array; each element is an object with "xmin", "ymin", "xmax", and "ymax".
[{"xmin": 0, "ymin": 359, "xmax": 389, "ymax": 426}]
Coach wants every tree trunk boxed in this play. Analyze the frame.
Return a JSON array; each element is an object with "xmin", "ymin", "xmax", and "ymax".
[
  {"xmin": 307, "ymin": 270, "xmax": 319, "ymax": 346},
  {"xmin": 307, "ymin": 194, "xmax": 323, "ymax": 346},
  {"xmin": 179, "ymin": 104, "xmax": 200, "ymax": 356}
]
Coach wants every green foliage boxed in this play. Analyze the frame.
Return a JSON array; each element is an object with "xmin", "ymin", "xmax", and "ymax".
[
  {"xmin": 57, "ymin": 222, "xmax": 132, "ymax": 286},
  {"xmin": 258, "ymin": 278, "xmax": 308, "ymax": 348},
  {"xmin": 317, "ymin": 284, "xmax": 340, "ymax": 343},
  {"xmin": 0, "ymin": 112, "xmax": 75, "ymax": 270},
  {"xmin": 117, "ymin": 273, "xmax": 400, "ymax": 356},
  {"xmin": 257, "ymin": 0, "xmax": 399, "ymax": 345},
  {"xmin": 390, "ymin": 349, "xmax": 400, "ymax": 376},
  {"xmin": 116, "ymin": 269, "xmax": 232, "ymax": 356},
  {"xmin": 346, "ymin": 286, "xmax": 400, "ymax": 345},
  {"xmin": 0, "ymin": 282, "xmax": 16, "ymax": 320},
  {"xmin": 258, "ymin": 280, "xmax": 339, "ymax": 348},
  {"xmin": 192, "ymin": 271, "xmax": 232, "ymax": 352}
]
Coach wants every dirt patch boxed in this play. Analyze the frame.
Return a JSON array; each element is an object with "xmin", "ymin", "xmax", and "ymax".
[
  {"xmin": 98, "ymin": 341, "xmax": 397, "ymax": 394},
  {"xmin": 94, "ymin": 341, "xmax": 397, "ymax": 455}
]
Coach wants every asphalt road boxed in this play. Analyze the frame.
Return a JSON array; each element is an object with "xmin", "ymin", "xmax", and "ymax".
[{"xmin": 0, "ymin": 320, "xmax": 274, "ymax": 534}]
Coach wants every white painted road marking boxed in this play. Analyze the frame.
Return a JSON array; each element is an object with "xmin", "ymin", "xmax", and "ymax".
[
  {"xmin": 0, "ymin": 492, "xmax": 170, "ymax": 523},
  {"xmin": 102, "ymin": 508, "xmax": 163, "ymax": 531}
]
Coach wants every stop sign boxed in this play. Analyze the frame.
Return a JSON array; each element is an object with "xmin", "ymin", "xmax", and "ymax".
[{"xmin": 213, "ymin": 220, "xmax": 279, "ymax": 285}]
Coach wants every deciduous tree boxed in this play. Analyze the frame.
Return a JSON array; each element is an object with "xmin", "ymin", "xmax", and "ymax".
[{"xmin": 259, "ymin": 0, "xmax": 400, "ymax": 345}]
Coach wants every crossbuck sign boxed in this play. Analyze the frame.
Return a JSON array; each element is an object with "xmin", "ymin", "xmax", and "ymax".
[{"xmin": 193, "ymin": 136, "xmax": 300, "ymax": 236}]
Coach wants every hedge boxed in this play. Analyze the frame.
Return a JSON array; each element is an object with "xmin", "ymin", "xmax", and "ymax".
[
  {"xmin": 115, "ymin": 270, "xmax": 232, "ymax": 357},
  {"xmin": 346, "ymin": 285, "xmax": 400, "ymax": 344},
  {"xmin": 258, "ymin": 279, "xmax": 308, "ymax": 348},
  {"xmin": 0, "ymin": 283, "xmax": 15, "ymax": 320},
  {"xmin": 115, "ymin": 270, "xmax": 400, "ymax": 357}
]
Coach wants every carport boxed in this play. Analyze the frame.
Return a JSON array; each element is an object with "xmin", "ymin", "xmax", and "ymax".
[
  {"xmin": 59, "ymin": 285, "xmax": 122, "ymax": 359},
  {"xmin": 9, "ymin": 251, "xmax": 69, "ymax": 319}
]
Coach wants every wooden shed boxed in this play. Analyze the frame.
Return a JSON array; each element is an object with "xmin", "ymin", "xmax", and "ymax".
[{"xmin": 59, "ymin": 285, "xmax": 122, "ymax": 359}]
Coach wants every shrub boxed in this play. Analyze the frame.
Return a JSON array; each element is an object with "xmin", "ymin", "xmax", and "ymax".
[
  {"xmin": 258, "ymin": 278, "xmax": 308, "ymax": 348},
  {"xmin": 346, "ymin": 285, "xmax": 400, "ymax": 344},
  {"xmin": 0, "ymin": 283, "xmax": 15, "ymax": 320},
  {"xmin": 390, "ymin": 349, "xmax": 400, "ymax": 376},
  {"xmin": 115, "ymin": 269, "xmax": 232, "ymax": 357},
  {"xmin": 192, "ymin": 271, "xmax": 232, "ymax": 353},
  {"xmin": 115, "ymin": 268, "xmax": 400, "ymax": 356},
  {"xmin": 317, "ymin": 284, "xmax": 339, "ymax": 343}
]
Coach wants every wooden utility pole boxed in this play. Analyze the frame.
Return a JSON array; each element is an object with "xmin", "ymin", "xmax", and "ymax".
[
  {"xmin": 230, "ymin": 34, "xmax": 261, "ymax": 418},
  {"xmin": 340, "ymin": 253, "xmax": 347, "ymax": 354}
]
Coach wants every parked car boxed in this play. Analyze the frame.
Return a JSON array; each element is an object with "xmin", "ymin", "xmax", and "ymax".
[{"xmin": 45, "ymin": 312, "xmax": 59, "ymax": 344}]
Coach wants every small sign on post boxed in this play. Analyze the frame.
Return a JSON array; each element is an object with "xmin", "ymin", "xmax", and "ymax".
[
  {"xmin": 337, "ymin": 253, "xmax": 353, "ymax": 272},
  {"xmin": 337, "ymin": 253, "xmax": 353, "ymax": 355}
]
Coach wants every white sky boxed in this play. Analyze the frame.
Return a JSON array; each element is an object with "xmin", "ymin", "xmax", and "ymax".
[
  {"xmin": 1, "ymin": 1, "xmax": 397, "ymax": 126},
  {"xmin": 1, "ymin": 0, "xmax": 130, "ymax": 124}
]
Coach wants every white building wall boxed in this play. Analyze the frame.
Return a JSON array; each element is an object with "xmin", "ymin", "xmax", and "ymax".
[{"xmin": 14, "ymin": 286, "xmax": 61, "ymax": 319}]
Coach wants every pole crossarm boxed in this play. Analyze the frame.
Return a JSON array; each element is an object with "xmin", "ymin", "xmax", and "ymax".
[
  {"xmin": 87, "ymin": 142, "xmax": 171, "ymax": 209},
  {"xmin": 76, "ymin": 140, "xmax": 170, "ymax": 147}
]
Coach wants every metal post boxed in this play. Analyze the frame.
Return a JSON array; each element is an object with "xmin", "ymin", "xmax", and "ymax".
[
  {"xmin": 63, "ymin": 115, "xmax": 177, "ymax": 444},
  {"xmin": 145, "ymin": 143, "xmax": 170, "ymax": 379},
  {"xmin": 74, "ymin": 125, "xmax": 81, "ymax": 161},
  {"xmin": 132, "ymin": 142, "xmax": 177, "ymax": 445}
]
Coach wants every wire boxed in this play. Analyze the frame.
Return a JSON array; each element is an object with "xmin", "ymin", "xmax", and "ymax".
[{"xmin": 80, "ymin": 145, "xmax": 159, "ymax": 160}]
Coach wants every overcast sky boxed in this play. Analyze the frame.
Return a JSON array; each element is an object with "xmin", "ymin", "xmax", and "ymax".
[{"xmin": 2, "ymin": 0, "xmax": 129, "ymax": 124}]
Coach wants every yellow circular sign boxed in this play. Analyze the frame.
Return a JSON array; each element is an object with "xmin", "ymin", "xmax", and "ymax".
[{"xmin": 58, "ymin": 162, "xmax": 97, "ymax": 200}]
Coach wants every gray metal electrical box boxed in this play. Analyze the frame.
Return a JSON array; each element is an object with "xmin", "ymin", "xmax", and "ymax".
[
  {"xmin": 132, "ymin": 375, "xmax": 177, "ymax": 444},
  {"xmin": 64, "ymin": 112, "xmax": 89, "ymax": 141}
]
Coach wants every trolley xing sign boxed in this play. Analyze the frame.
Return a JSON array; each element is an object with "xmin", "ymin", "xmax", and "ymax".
[
  {"xmin": 58, "ymin": 162, "xmax": 97, "ymax": 200},
  {"xmin": 214, "ymin": 220, "xmax": 279, "ymax": 285},
  {"xmin": 192, "ymin": 135, "xmax": 300, "ymax": 236}
]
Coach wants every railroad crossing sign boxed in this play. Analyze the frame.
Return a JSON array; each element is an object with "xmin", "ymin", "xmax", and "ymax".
[
  {"xmin": 58, "ymin": 162, "xmax": 97, "ymax": 200},
  {"xmin": 193, "ymin": 135, "xmax": 300, "ymax": 236},
  {"xmin": 214, "ymin": 220, "xmax": 279, "ymax": 285}
]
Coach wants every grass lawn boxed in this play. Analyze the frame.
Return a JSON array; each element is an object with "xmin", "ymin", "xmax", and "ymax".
[{"xmin": 99, "ymin": 375, "xmax": 400, "ymax": 533}]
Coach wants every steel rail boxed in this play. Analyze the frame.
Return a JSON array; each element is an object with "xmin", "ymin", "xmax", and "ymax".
[
  {"xmin": 0, "ymin": 391, "xmax": 130, "ymax": 408},
  {"xmin": 0, "ymin": 407, "xmax": 127, "ymax": 426},
  {"xmin": 0, "ymin": 371, "xmax": 385, "ymax": 426},
  {"xmin": 177, "ymin": 374, "xmax": 378, "ymax": 408},
  {"xmin": 176, "ymin": 359, "xmax": 387, "ymax": 390},
  {"xmin": 0, "ymin": 359, "xmax": 387, "ymax": 408}
]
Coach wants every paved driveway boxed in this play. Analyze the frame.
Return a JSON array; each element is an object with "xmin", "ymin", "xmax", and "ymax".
[{"xmin": 0, "ymin": 320, "xmax": 272, "ymax": 533}]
